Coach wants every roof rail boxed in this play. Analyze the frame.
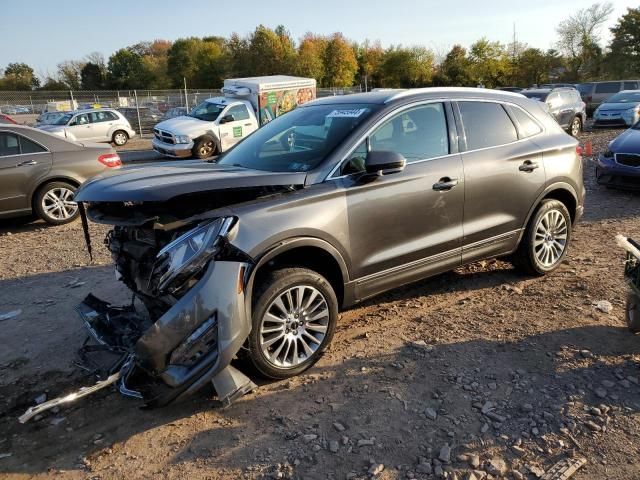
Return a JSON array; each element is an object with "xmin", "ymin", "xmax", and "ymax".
[{"xmin": 384, "ymin": 87, "xmax": 524, "ymax": 103}]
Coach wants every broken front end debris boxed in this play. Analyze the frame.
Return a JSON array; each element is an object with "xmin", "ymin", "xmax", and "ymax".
[{"xmin": 22, "ymin": 208, "xmax": 259, "ymax": 422}]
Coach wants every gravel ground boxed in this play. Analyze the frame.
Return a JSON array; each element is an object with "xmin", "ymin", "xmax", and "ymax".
[{"xmin": 1, "ymin": 127, "xmax": 640, "ymax": 480}]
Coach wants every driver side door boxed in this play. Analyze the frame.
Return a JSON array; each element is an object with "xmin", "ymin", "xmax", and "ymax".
[
  {"xmin": 336, "ymin": 102, "xmax": 464, "ymax": 301},
  {"xmin": 218, "ymin": 104, "xmax": 255, "ymax": 151},
  {"xmin": 67, "ymin": 113, "xmax": 94, "ymax": 140}
]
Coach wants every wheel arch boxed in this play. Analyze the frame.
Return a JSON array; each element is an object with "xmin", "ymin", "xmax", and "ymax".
[
  {"xmin": 31, "ymin": 176, "xmax": 81, "ymax": 209},
  {"xmin": 246, "ymin": 238, "xmax": 350, "ymax": 312}
]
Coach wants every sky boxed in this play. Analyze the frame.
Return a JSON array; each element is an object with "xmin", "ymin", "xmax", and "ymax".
[{"xmin": 0, "ymin": 0, "xmax": 636, "ymax": 78}]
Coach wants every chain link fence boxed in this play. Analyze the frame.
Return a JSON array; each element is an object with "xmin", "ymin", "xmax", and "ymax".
[{"xmin": 0, "ymin": 86, "xmax": 362, "ymax": 136}]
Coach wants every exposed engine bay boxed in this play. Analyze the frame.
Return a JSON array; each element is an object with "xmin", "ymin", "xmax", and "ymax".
[{"xmin": 21, "ymin": 180, "xmax": 304, "ymax": 422}]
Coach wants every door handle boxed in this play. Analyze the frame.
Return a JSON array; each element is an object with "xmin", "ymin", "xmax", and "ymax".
[
  {"xmin": 243, "ymin": 123, "xmax": 252, "ymax": 126},
  {"xmin": 519, "ymin": 160, "xmax": 539, "ymax": 172},
  {"xmin": 432, "ymin": 177, "xmax": 458, "ymax": 191},
  {"xmin": 16, "ymin": 160, "xmax": 38, "ymax": 167}
]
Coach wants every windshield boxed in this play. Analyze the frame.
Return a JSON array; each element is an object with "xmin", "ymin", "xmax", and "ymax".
[
  {"xmin": 189, "ymin": 101, "xmax": 225, "ymax": 121},
  {"xmin": 605, "ymin": 91, "xmax": 640, "ymax": 104},
  {"xmin": 522, "ymin": 91, "xmax": 548, "ymax": 101},
  {"xmin": 53, "ymin": 113, "xmax": 73, "ymax": 125},
  {"xmin": 218, "ymin": 103, "xmax": 379, "ymax": 172}
]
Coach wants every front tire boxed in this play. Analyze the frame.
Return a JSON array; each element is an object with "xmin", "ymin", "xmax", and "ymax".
[
  {"xmin": 512, "ymin": 199, "xmax": 572, "ymax": 275},
  {"xmin": 112, "ymin": 130, "xmax": 129, "ymax": 146},
  {"xmin": 34, "ymin": 181, "xmax": 79, "ymax": 225},
  {"xmin": 247, "ymin": 268, "xmax": 338, "ymax": 379},
  {"xmin": 569, "ymin": 116, "xmax": 582, "ymax": 137},
  {"xmin": 192, "ymin": 136, "xmax": 217, "ymax": 159}
]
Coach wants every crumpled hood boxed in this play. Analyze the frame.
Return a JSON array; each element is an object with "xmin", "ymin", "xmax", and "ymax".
[
  {"xmin": 598, "ymin": 102, "xmax": 640, "ymax": 112},
  {"xmin": 75, "ymin": 161, "xmax": 307, "ymax": 202},
  {"xmin": 610, "ymin": 128, "xmax": 640, "ymax": 153},
  {"xmin": 154, "ymin": 116, "xmax": 212, "ymax": 136}
]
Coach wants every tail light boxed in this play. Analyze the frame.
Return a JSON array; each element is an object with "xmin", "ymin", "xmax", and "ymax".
[
  {"xmin": 98, "ymin": 153, "xmax": 122, "ymax": 168},
  {"xmin": 576, "ymin": 146, "xmax": 583, "ymax": 156},
  {"xmin": 586, "ymin": 95, "xmax": 592, "ymax": 103}
]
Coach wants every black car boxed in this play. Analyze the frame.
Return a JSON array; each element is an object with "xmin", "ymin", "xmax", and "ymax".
[{"xmin": 521, "ymin": 87, "xmax": 586, "ymax": 137}]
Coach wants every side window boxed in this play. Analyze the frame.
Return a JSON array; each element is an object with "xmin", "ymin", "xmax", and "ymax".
[
  {"xmin": 18, "ymin": 136, "xmax": 46, "ymax": 154},
  {"xmin": 0, "ymin": 132, "xmax": 20, "ymax": 156},
  {"xmin": 507, "ymin": 106, "xmax": 542, "ymax": 138},
  {"xmin": 624, "ymin": 81, "xmax": 639, "ymax": 90},
  {"xmin": 458, "ymin": 101, "xmax": 518, "ymax": 150},
  {"xmin": 595, "ymin": 82, "xmax": 620, "ymax": 94},
  {"xmin": 89, "ymin": 111, "xmax": 113, "ymax": 123},
  {"xmin": 70, "ymin": 114, "xmax": 89, "ymax": 126},
  {"xmin": 369, "ymin": 103, "xmax": 449, "ymax": 163},
  {"xmin": 546, "ymin": 93, "xmax": 560, "ymax": 107},
  {"xmin": 105, "ymin": 111, "xmax": 119, "ymax": 121},
  {"xmin": 341, "ymin": 140, "xmax": 368, "ymax": 175},
  {"xmin": 227, "ymin": 104, "xmax": 250, "ymax": 121}
]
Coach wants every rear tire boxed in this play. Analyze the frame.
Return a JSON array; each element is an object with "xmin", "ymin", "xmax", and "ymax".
[
  {"xmin": 627, "ymin": 291, "xmax": 640, "ymax": 333},
  {"xmin": 512, "ymin": 199, "xmax": 572, "ymax": 275},
  {"xmin": 112, "ymin": 130, "xmax": 128, "ymax": 146},
  {"xmin": 34, "ymin": 181, "xmax": 79, "ymax": 225},
  {"xmin": 246, "ymin": 268, "xmax": 338, "ymax": 379},
  {"xmin": 192, "ymin": 136, "xmax": 217, "ymax": 159}
]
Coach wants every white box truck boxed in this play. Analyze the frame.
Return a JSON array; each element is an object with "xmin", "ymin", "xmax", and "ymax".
[{"xmin": 152, "ymin": 75, "xmax": 316, "ymax": 159}]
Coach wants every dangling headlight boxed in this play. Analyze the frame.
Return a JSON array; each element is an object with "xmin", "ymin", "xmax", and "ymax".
[{"xmin": 151, "ymin": 217, "xmax": 235, "ymax": 294}]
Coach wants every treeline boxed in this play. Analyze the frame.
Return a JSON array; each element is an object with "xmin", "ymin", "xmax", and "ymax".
[{"xmin": 1, "ymin": 3, "xmax": 638, "ymax": 92}]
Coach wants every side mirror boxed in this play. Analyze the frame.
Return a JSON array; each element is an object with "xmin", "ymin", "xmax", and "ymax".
[
  {"xmin": 364, "ymin": 150, "xmax": 406, "ymax": 175},
  {"xmin": 219, "ymin": 114, "xmax": 235, "ymax": 124}
]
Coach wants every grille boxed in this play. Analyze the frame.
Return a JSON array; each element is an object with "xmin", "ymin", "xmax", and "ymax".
[
  {"xmin": 154, "ymin": 129, "xmax": 175, "ymax": 145},
  {"xmin": 616, "ymin": 153, "xmax": 640, "ymax": 168}
]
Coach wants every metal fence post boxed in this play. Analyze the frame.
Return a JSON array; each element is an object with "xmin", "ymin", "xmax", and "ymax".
[
  {"xmin": 69, "ymin": 90, "xmax": 75, "ymax": 110},
  {"xmin": 133, "ymin": 90, "xmax": 143, "ymax": 137}
]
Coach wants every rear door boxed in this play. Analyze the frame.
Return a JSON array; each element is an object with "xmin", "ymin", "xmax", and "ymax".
[
  {"xmin": 454, "ymin": 101, "xmax": 546, "ymax": 262},
  {"xmin": 0, "ymin": 131, "xmax": 52, "ymax": 215},
  {"xmin": 88, "ymin": 111, "xmax": 114, "ymax": 142}
]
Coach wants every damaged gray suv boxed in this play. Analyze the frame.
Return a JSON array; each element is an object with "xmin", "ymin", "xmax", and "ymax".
[{"xmin": 54, "ymin": 88, "xmax": 585, "ymax": 410}]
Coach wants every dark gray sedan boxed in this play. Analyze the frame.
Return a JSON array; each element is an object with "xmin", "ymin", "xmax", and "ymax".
[{"xmin": 0, "ymin": 125, "xmax": 121, "ymax": 224}]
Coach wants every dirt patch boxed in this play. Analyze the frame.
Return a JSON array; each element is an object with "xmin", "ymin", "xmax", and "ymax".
[{"xmin": 1, "ymin": 127, "xmax": 639, "ymax": 479}]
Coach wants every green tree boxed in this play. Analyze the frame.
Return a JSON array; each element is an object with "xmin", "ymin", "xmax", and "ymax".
[
  {"xmin": 468, "ymin": 38, "xmax": 510, "ymax": 87},
  {"xmin": 556, "ymin": 2, "xmax": 613, "ymax": 80},
  {"xmin": 107, "ymin": 48, "xmax": 152, "ymax": 89},
  {"xmin": 515, "ymin": 48, "xmax": 549, "ymax": 86},
  {"xmin": 433, "ymin": 44, "xmax": 473, "ymax": 86},
  {"xmin": 244, "ymin": 25, "xmax": 297, "ymax": 76},
  {"xmin": 57, "ymin": 60, "xmax": 84, "ymax": 89},
  {"xmin": 81, "ymin": 62, "xmax": 106, "ymax": 89},
  {"xmin": 39, "ymin": 77, "xmax": 68, "ymax": 90},
  {"xmin": 379, "ymin": 46, "xmax": 434, "ymax": 88},
  {"xmin": 0, "ymin": 62, "xmax": 39, "ymax": 90},
  {"xmin": 606, "ymin": 7, "xmax": 640, "ymax": 77},
  {"xmin": 323, "ymin": 33, "xmax": 358, "ymax": 87},
  {"xmin": 167, "ymin": 37, "xmax": 227, "ymax": 88},
  {"xmin": 356, "ymin": 40, "xmax": 384, "ymax": 90},
  {"xmin": 296, "ymin": 33, "xmax": 327, "ymax": 84}
]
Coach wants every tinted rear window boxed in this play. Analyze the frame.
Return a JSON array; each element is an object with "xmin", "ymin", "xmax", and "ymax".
[
  {"xmin": 623, "ymin": 81, "xmax": 639, "ymax": 90},
  {"xmin": 458, "ymin": 101, "xmax": 518, "ymax": 150},
  {"xmin": 595, "ymin": 82, "xmax": 620, "ymax": 94},
  {"xmin": 508, "ymin": 106, "xmax": 542, "ymax": 138},
  {"xmin": 576, "ymin": 83, "xmax": 593, "ymax": 95}
]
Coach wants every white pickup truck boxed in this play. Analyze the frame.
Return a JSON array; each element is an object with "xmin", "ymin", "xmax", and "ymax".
[{"xmin": 152, "ymin": 75, "xmax": 316, "ymax": 159}]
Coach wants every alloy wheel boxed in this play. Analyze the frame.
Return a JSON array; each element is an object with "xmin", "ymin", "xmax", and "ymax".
[
  {"xmin": 41, "ymin": 187, "xmax": 77, "ymax": 221},
  {"xmin": 259, "ymin": 285, "xmax": 330, "ymax": 368},
  {"xmin": 199, "ymin": 141, "xmax": 214, "ymax": 157},
  {"xmin": 114, "ymin": 132, "xmax": 127, "ymax": 145},
  {"xmin": 571, "ymin": 118, "xmax": 581, "ymax": 137},
  {"xmin": 533, "ymin": 209, "xmax": 568, "ymax": 267}
]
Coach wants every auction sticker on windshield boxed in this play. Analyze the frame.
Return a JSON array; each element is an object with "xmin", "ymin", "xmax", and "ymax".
[{"xmin": 327, "ymin": 108, "xmax": 368, "ymax": 118}]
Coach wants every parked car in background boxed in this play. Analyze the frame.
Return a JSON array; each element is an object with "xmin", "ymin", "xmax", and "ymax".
[
  {"xmin": 592, "ymin": 90, "xmax": 640, "ymax": 128},
  {"xmin": 163, "ymin": 107, "xmax": 188, "ymax": 120},
  {"xmin": 37, "ymin": 108, "xmax": 136, "ymax": 146},
  {"xmin": 576, "ymin": 80, "xmax": 640, "ymax": 116},
  {"xmin": 74, "ymin": 88, "xmax": 584, "ymax": 407},
  {"xmin": 1, "ymin": 106, "xmax": 19, "ymax": 115},
  {"xmin": 538, "ymin": 83, "xmax": 576, "ymax": 89},
  {"xmin": 596, "ymin": 122, "xmax": 640, "ymax": 190},
  {"xmin": 118, "ymin": 106, "xmax": 163, "ymax": 134},
  {"xmin": 0, "ymin": 113, "xmax": 17, "ymax": 124},
  {"xmin": 521, "ymin": 87, "xmax": 585, "ymax": 137},
  {"xmin": 496, "ymin": 87, "xmax": 523, "ymax": 92},
  {"xmin": 35, "ymin": 111, "xmax": 66, "ymax": 126},
  {"xmin": 0, "ymin": 125, "xmax": 121, "ymax": 224}
]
